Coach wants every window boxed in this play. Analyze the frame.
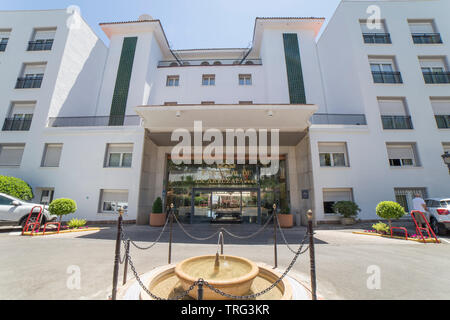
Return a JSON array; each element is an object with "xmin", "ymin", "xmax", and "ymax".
[
  {"xmin": 0, "ymin": 144, "xmax": 25, "ymax": 167},
  {"xmin": 99, "ymin": 189, "xmax": 128, "ymax": 214},
  {"xmin": 369, "ymin": 57, "xmax": 402, "ymax": 83},
  {"xmin": 323, "ymin": 188, "xmax": 353, "ymax": 214},
  {"xmin": 431, "ymin": 98, "xmax": 450, "ymax": 128},
  {"xmin": 16, "ymin": 63, "xmax": 46, "ymax": 89},
  {"xmin": 386, "ymin": 143, "xmax": 418, "ymax": 167},
  {"xmin": 202, "ymin": 74, "xmax": 215, "ymax": 86},
  {"xmin": 443, "ymin": 143, "xmax": 450, "ymax": 154},
  {"xmin": 239, "ymin": 101, "xmax": 253, "ymax": 105},
  {"xmin": 420, "ymin": 58, "xmax": 449, "ymax": 84},
  {"xmin": 105, "ymin": 144, "xmax": 133, "ymax": 168},
  {"xmin": 37, "ymin": 188, "xmax": 54, "ymax": 205},
  {"xmin": 408, "ymin": 20, "xmax": 442, "ymax": 44},
  {"xmin": 0, "ymin": 195, "xmax": 13, "ymax": 205},
  {"xmin": 28, "ymin": 28, "xmax": 56, "ymax": 51},
  {"xmin": 0, "ymin": 30, "xmax": 11, "ymax": 52},
  {"xmin": 166, "ymin": 75, "xmax": 179, "ymax": 87},
  {"xmin": 41, "ymin": 144, "xmax": 63, "ymax": 167},
  {"xmin": 394, "ymin": 188, "xmax": 427, "ymax": 212},
  {"xmin": 360, "ymin": 20, "xmax": 391, "ymax": 44},
  {"xmin": 239, "ymin": 74, "xmax": 252, "ymax": 85},
  {"xmin": 2, "ymin": 102, "xmax": 35, "ymax": 131},
  {"xmin": 318, "ymin": 142, "xmax": 348, "ymax": 167},
  {"xmin": 377, "ymin": 98, "xmax": 412, "ymax": 129},
  {"xmin": 201, "ymin": 101, "xmax": 215, "ymax": 105}
]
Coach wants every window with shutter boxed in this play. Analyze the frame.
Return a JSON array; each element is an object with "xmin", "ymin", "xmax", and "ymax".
[
  {"xmin": 99, "ymin": 190, "xmax": 129, "ymax": 213},
  {"xmin": 318, "ymin": 143, "xmax": 348, "ymax": 167},
  {"xmin": 41, "ymin": 144, "xmax": 63, "ymax": 167},
  {"xmin": 0, "ymin": 144, "xmax": 25, "ymax": 166}
]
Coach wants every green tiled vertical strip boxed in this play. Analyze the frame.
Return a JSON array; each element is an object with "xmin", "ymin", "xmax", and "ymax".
[
  {"xmin": 282, "ymin": 33, "xmax": 306, "ymax": 104},
  {"xmin": 109, "ymin": 37, "xmax": 138, "ymax": 126}
]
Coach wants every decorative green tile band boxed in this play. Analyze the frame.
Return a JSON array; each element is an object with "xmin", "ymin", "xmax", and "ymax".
[
  {"xmin": 283, "ymin": 33, "xmax": 306, "ymax": 104},
  {"xmin": 109, "ymin": 37, "xmax": 138, "ymax": 126}
]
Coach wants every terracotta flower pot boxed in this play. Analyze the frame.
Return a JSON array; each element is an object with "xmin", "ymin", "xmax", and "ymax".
[
  {"xmin": 149, "ymin": 213, "xmax": 167, "ymax": 227},
  {"xmin": 278, "ymin": 214, "xmax": 294, "ymax": 228}
]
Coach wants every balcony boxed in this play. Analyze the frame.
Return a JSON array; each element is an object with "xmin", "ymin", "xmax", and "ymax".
[
  {"xmin": 363, "ymin": 33, "xmax": 392, "ymax": 44},
  {"xmin": 2, "ymin": 118, "xmax": 32, "ymax": 131},
  {"xmin": 422, "ymin": 72, "xmax": 450, "ymax": 84},
  {"xmin": 381, "ymin": 115, "xmax": 413, "ymax": 130},
  {"xmin": 158, "ymin": 58, "xmax": 262, "ymax": 68},
  {"xmin": 372, "ymin": 71, "xmax": 403, "ymax": 84},
  {"xmin": 15, "ymin": 76, "xmax": 43, "ymax": 89},
  {"xmin": 27, "ymin": 39, "xmax": 54, "ymax": 51},
  {"xmin": 435, "ymin": 115, "xmax": 450, "ymax": 129},
  {"xmin": 47, "ymin": 115, "xmax": 141, "ymax": 127},
  {"xmin": 412, "ymin": 33, "xmax": 443, "ymax": 44},
  {"xmin": 0, "ymin": 43, "xmax": 7, "ymax": 52},
  {"xmin": 311, "ymin": 113, "xmax": 367, "ymax": 125}
]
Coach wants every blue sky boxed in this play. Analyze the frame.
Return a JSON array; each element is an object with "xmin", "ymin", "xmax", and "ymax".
[{"xmin": 1, "ymin": 0, "xmax": 341, "ymax": 48}]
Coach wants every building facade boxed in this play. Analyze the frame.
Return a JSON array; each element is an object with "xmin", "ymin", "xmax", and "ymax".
[{"xmin": 0, "ymin": 0, "xmax": 448, "ymax": 225}]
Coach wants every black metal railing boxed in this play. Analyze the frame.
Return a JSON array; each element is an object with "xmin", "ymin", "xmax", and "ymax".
[
  {"xmin": 2, "ymin": 118, "xmax": 32, "ymax": 131},
  {"xmin": 381, "ymin": 115, "xmax": 413, "ymax": 129},
  {"xmin": 27, "ymin": 39, "xmax": 54, "ymax": 51},
  {"xmin": 412, "ymin": 33, "xmax": 443, "ymax": 44},
  {"xmin": 363, "ymin": 33, "xmax": 392, "ymax": 44},
  {"xmin": 47, "ymin": 115, "xmax": 141, "ymax": 127},
  {"xmin": 422, "ymin": 72, "xmax": 450, "ymax": 84},
  {"xmin": 158, "ymin": 58, "xmax": 262, "ymax": 68},
  {"xmin": 435, "ymin": 115, "xmax": 450, "ymax": 129},
  {"xmin": 372, "ymin": 71, "xmax": 403, "ymax": 84},
  {"xmin": 0, "ymin": 43, "xmax": 7, "ymax": 52},
  {"xmin": 15, "ymin": 76, "xmax": 43, "ymax": 89},
  {"xmin": 311, "ymin": 113, "xmax": 367, "ymax": 125}
]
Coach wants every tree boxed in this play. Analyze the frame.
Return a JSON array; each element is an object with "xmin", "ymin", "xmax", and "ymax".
[
  {"xmin": 0, "ymin": 175, "xmax": 33, "ymax": 201},
  {"xmin": 376, "ymin": 201, "xmax": 405, "ymax": 230},
  {"xmin": 152, "ymin": 197, "xmax": 163, "ymax": 213},
  {"xmin": 49, "ymin": 198, "xmax": 77, "ymax": 222}
]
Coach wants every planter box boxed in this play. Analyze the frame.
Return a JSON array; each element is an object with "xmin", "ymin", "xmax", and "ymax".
[
  {"xmin": 150, "ymin": 213, "xmax": 167, "ymax": 227},
  {"xmin": 340, "ymin": 217, "xmax": 356, "ymax": 225},
  {"xmin": 278, "ymin": 214, "xmax": 294, "ymax": 228}
]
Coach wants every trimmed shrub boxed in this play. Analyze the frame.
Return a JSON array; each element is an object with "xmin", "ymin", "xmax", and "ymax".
[
  {"xmin": 0, "ymin": 175, "xmax": 33, "ymax": 201},
  {"xmin": 372, "ymin": 222, "xmax": 390, "ymax": 234},
  {"xmin": 67, "ymin": 218, "xmax": 86, "ymax": 229},
  {"xmin": 332, "ymin": 201, "xmax": 361, "ymax": 218},
  {"xmin": 152, "ymin": 197, "xmax": 163, "ymax": 214},
  {"xmin": 49, "ymin": 198, "xmax": 77, "ymax": 221},
  {"xmin": 376, "ymin": 201, "xmax": 406, "ymax": 229}
]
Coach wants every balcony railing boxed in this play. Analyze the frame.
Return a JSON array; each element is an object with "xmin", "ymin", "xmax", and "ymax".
[
  {"xmin": 363, "ymin": 33, "xmax": 392, "ymax": 44},
  {"xmin": 0, "ymin": 43, "xmax": 7, "ymax": 52},
  {"xmin": 311, "ymin": 113, "xmax": 367, "ymax": 125},
  {"xmin": 2, "ymin": 118, "xmax": 32, "ymax": 131},
  {"xmin": 435, "ymin": 115, "xmax": 450, "ymax": 129},
  {"xmin": 422, "ymin": 72, "xmax": 450, "ymax": 84},
  {"xmin": 381, "ymin": 115, "xmax": 413, "ymax": 129},
  {"xmin": 27, "ymin": 39, "xmax": 54, "ymax": 51},
  {"xmin": 412, "ymin": 33, "xmax": 443, "ymax": 44},
  {"xmin": 158, "ymin": 58, "xmax": 262, "ymax": 68},
  {"xmin": 47, "ymin": 115, "xmax": 141, "ymax": 127},
  {"xmin": 15, "ymin": 76, "xmax": 43, "ymax": 89},
  {"xmin": 372, "ymin": 71, "xmax": 403, "ymax": 84}
]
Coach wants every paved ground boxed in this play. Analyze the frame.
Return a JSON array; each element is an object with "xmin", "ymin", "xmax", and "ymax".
[{"xmin": 0, "ymin": 222, "xmax": 449, "ymax": 300}]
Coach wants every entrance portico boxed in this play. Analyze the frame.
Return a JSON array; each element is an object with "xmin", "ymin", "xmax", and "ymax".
[{"xmin": 135, "ymin": 103, "xmax": 317, "ymax": 225}]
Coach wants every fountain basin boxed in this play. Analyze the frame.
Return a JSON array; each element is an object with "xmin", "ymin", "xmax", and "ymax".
[{"xmin": 174, "ymin": 255, "xmax": 259, "ymax": 300}]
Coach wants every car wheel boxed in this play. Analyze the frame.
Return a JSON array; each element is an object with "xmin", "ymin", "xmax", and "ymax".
[{"xmin": 430, "ymin": 218, "xmax": 447, "ymax": 236}]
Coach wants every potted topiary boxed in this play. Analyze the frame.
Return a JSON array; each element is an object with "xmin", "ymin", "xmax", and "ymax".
[
  {"xmin": 278, "ymin": 207, "xmax": 294, "ymax": 228},
  {"xmin": 48, "ymin": 198, "xmax": 77, "ymax": 223},
  {"xmin": 375, "ymin": 201, "xmax": 406, "ymax": 231},
  {"xmin": 150, "ymin": 197, "xmax": 166, "ymax": 227},
  {"xmin": 333, "ymin": 201, "xmax": 361, "ymax": 225}
]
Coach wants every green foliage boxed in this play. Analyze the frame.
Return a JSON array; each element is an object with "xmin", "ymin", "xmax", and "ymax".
[
  {"xmin": 49, "ymin": 198, "xmax": 77, "ymax": 218},
  {"xmin": 152, "ymin": 197, "xmax": 163, "ymax": 214},
  {"xmin": 332, "ymin": 201, "xmax": 361, "ymax": 218},
  {"xmin": 0, "ymin": 175, "xmax": 33, "ymax": 201},
  {"xmin": 67, "ymin": 218, "xmax": 86, "ymax": 229},
  {"xmin": 372, "ymin": 222, "xmax": 390, "ymax": 234},
  {"xmin": 376, "ymin": 201, "xmax": 406, "ymax": 220},
  {"xmin": 279, "ymin": 207, "xmax": 290, "ymax": 214}
]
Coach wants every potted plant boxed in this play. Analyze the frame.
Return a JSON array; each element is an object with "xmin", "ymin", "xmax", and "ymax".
[
  {"xmin": 333, "ymin": 201, "xmax": 360, "ymax": 225},
  {"xmin": 375, "ymin": 201, "xmax": 405, "ymax": 231},
  {"xmin": 150, "ymin": 197, "xmax": 166, "ymax": 227},
  {"xmin": 277, "ymin": 207, "xmax": 294, "ymax": 228}
]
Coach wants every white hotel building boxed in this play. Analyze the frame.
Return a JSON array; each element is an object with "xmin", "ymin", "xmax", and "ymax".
[{"xmin": 0, "ymin": 0, "xmax": 448, "ymax": 225}]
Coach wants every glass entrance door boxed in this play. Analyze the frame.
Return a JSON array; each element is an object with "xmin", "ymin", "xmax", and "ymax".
[{"xmin": 211, "ymin": 191, "xmax": 242, "ymax": 223}]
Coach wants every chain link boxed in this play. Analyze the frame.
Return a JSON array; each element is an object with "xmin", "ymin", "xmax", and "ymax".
[
  {"xmin": 220, "ymin": 213, "xmax": 274, "ymax": 239},
  {"xmin": 172, "ymin": 213, "xmax": 222, "ymax": 241}
]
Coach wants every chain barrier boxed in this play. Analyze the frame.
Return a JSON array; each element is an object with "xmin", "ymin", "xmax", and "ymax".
[
  {"xmin": 121, "ymin": 212, "xmax": 170, "ymax": 250},
  {"xmin": 220, "ymin": 212, "xmax": 275, "ymax": 239},
  {"xmin": 203, "ymin": 232, "xmax": 309, "ymax": 300},
  {"xmin": 172, "ymin": 213, "xmax": 222, "ymax": 241},
  {"xmin": 276, "ymin": 216, "xmax": 310, "ymax": 255}
]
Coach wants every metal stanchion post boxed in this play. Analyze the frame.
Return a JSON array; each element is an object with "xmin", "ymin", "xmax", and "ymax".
[
  {"xmin": 307, "ymin": 209, "xmax": 317, "ymax": 300},
  {"xmin": 111, "ymin": 208, "xmax": 124, "ymax": 300},
  {"xmin": 197, "ymin": 280, "xmax": 204, "ymax": 300},
  {"xmin": 168, "ymin": 203, "xmax": 174, "ymax": 264},
  {"xmin": 273, "ymin": 203, "xmax": 278, "ymax": 269},
  {"xmin": 122, "ymin": 238, "xmax": 130, "ymax": 285}
]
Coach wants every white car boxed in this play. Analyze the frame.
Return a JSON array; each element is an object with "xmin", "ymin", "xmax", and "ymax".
[
  {"xmin": 425, "ymin": 198, "xmax": 450, "ymax": 235},
  {"xmin": 0, "ymin": 192, "xmax": 56, "ymax": 227}
]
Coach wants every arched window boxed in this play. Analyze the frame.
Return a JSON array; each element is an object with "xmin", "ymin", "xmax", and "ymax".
[
  {"xmin": 182, "ymin": 61, "xmax": 191, "ymax": 66},
  {"xmin": 245, "ymin": 60, "xmax": 254, "ymax": 65},
  {"xmin": 169, "ymin": 62, "xmax": 179, "ymax": 67},
  {"xmin": 200, "ymin": 61, "xmax": 210, "ymax": 66},
  {"xmin": 213, "ymin": 61, "xmax": 222, "ymax": 65}
]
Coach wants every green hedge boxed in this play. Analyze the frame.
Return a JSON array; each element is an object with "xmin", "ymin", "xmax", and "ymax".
[
  {"xmin": 0, "ymin": 175, "xmax": 33, "ymax": 201},
  {"xmin": 152, "ymin": 197, "xmax": 163, "ymax": 214}
]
